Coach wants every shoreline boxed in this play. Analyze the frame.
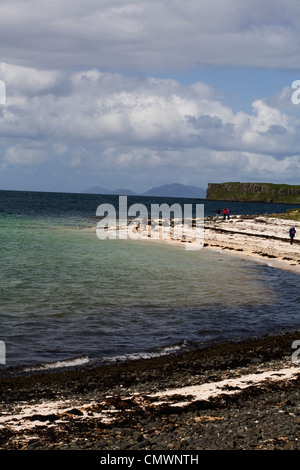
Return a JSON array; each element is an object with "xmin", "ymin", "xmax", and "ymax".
[
  {"xmin": 202, "ymin": 215, "xmax": 300, "ymax": 274},
  {"xmin": 0, "ymin": 329, "xmax": 300, "ymax": 450},
  {"xmin": 131, "ymin": 213, "xmax": 300, "ymax": 273},
  {"xmin": 1, "ymin": 213, "xmax": 300, "ymax": 451}
]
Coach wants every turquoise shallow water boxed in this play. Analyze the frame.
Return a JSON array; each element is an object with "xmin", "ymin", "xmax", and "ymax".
[{"xmin": 0, "ymin": 191, "xmax": 300, "ymax": 371}]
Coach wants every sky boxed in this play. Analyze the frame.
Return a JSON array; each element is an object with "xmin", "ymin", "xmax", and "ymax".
[{"xmin": 1, "ymin": 0, "xmax": 300, "ymax": 194}]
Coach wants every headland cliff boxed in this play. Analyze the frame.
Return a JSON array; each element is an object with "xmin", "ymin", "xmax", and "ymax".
[{"xmin": 206, "ymin": 182, "xmax": 300, "ymax": 204}]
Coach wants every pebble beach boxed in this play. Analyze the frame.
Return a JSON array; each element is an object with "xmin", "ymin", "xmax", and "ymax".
[
  {"xmin": 0, "ymin": 330, "xmax": 299, "ymax": 452},
  {"xmin": 1, "ymin": 214, "xmax": 300, "ymax": 454}
]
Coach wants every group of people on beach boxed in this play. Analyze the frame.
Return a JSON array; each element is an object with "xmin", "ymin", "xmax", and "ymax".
[{"xmin": 216, "ymin": 207, "xmax": 231, "ymax": 221}]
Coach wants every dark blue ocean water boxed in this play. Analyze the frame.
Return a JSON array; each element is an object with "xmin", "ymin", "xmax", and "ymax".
[
  {"xmin": 0, "ymin": 190, "xmax": 299, "ymax": 374},
  {"xmin": 1, "ymin": 189, "xmax": 299, "ymax": 219}
]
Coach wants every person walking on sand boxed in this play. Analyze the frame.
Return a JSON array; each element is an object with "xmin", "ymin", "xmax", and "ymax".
[
  {"xmin": 289, "ymin": 226, "xmax": 296, "ymax": 244},
  {"xmin": 216, "ymin": 208, "xmax": 220, "ymax": 221},
  {"xmin": 222, "ymin": 208, "xmax": 226, "ymax": 220},
  {"xmin": 226, "ymin": 208, "xmax": 231, "ymax": 220}
]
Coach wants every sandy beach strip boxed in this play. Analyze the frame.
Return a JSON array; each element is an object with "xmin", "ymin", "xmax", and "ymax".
[
  {"xmin": 203, "ymin": 215, "xmax": 300, "ymax": 273},
  {"xmin": 124, "ymin": 213, "xmax": 300, "ymax": 272}
]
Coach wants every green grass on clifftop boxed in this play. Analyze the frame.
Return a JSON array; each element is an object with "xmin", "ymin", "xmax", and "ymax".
[
  {"xmin": 270, "ymin": 208, "xmax": 300, "ymax": 221},
  {"xmin": 206, "ymin": 182, "xmax": 300, "ymax": 204}
]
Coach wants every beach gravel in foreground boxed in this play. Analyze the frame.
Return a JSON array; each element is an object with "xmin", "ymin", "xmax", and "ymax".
[{"xmin": 0, "ymin": 331, "xmax": 300, "ymax": 451}]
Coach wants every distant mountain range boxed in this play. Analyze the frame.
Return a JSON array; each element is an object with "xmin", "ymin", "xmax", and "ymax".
[{"xmin": 83, "ymin": 183, "xmax": 206, "ymax": 199}]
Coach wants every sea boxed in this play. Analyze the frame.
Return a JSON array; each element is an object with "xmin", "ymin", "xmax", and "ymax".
[{"xmin": 1, "ymin": 189, "xmax": 300, "ymax": 376}]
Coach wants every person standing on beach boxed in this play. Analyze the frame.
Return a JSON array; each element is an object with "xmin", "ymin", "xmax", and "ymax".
[
  {"xmin": 222, "ymin": 208, "xmax": 226, "ymax": 220},
  {"xmin": 216, "ymin": 208, "xmax": 220, "ymax": 221},
  {"xmin": 289, "ymin": 226, "xmax": 296, "ymax": 244},
  {"xmin": 226, "ymin": 208, "xmax": 231, "ymax": 220}
]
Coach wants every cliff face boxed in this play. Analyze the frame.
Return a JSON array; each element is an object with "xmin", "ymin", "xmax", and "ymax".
[{"xmin": 206, "ymin": 182, "xmax": 300, "ymax": 204}]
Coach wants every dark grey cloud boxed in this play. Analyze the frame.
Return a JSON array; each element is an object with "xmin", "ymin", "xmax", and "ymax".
[{"xmin": 1, "ymin": 0, "xmax": 300, "ymax": 72}]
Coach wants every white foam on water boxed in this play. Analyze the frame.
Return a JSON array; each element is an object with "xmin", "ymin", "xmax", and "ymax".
[
  {"xmin": 101, "ymin": 341, "xmax": 188, "ymax": 365},
  {"xmin": 23, "ymin": 356, "xmax": 89, "ymax": 372}
]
